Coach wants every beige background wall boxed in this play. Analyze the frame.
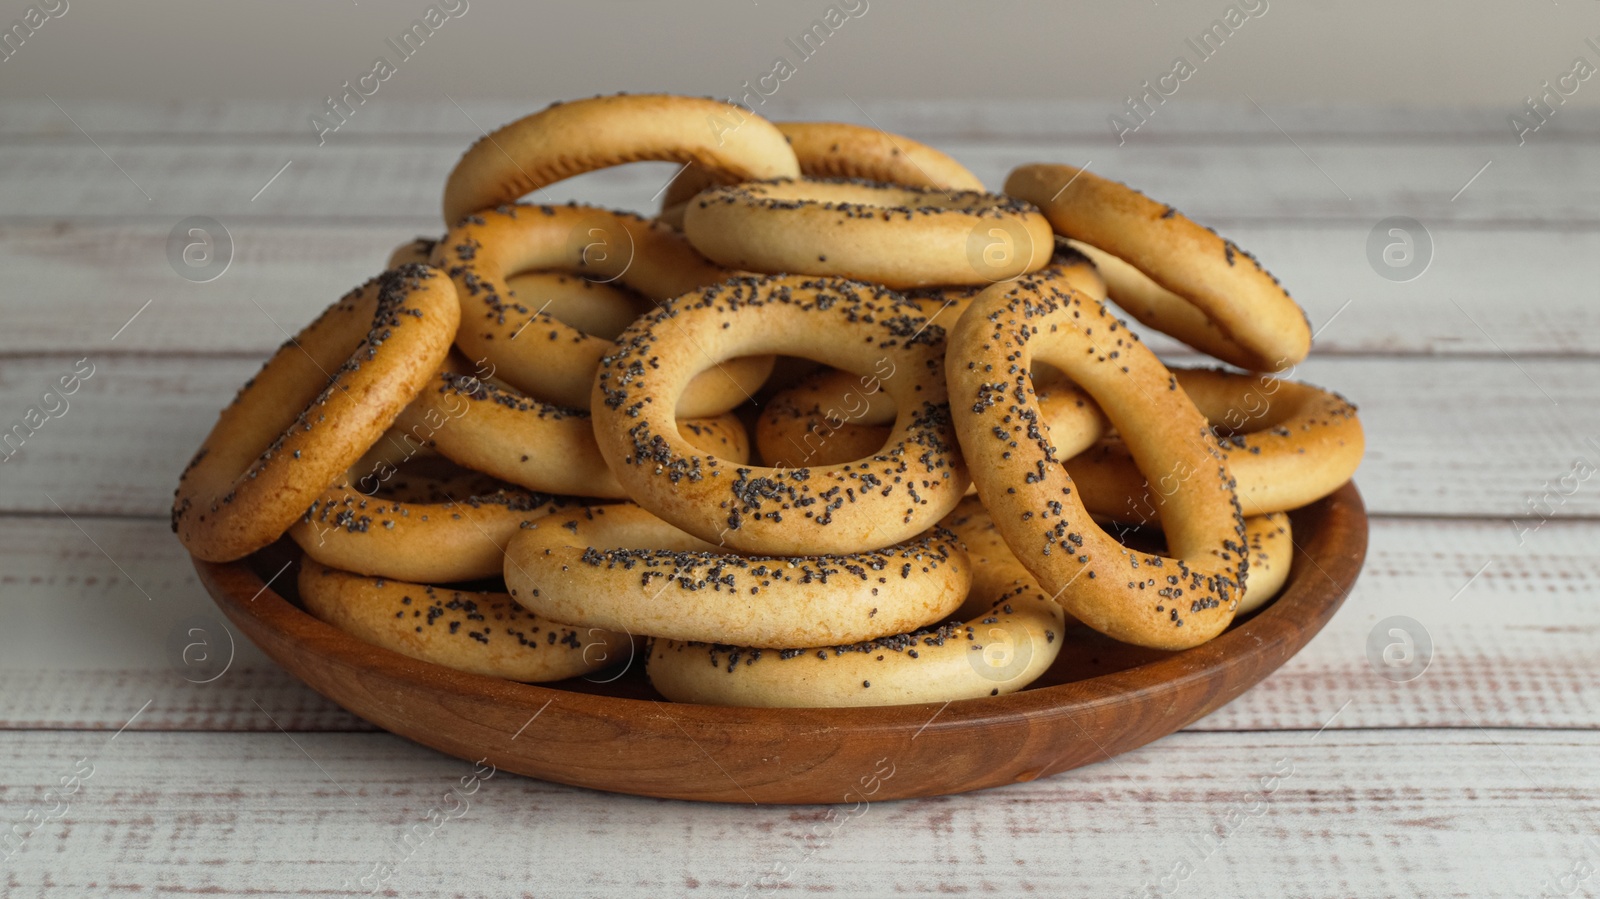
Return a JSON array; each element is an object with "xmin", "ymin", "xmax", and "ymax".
[{"xmin": 4, "ymin": 0, "xmax": 1600, "ymax": 113}]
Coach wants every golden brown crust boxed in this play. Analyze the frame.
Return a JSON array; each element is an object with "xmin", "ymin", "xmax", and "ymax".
[
  {"xmin": 172, "ymin": 266, "xmax": 459, "ymax": 562},
  {"xmin": 442, "ymin": 94, "xmax": 800, "ymax": 224},
  {"xmin": 504, "ymin": 504, "xmax": 969, "ymax": 648},
  {"xmin": 756, "ymin": 366, "xmax": 1107, "ymax": 472},
  {"xmin": 1067, "ymin": 368, "xmax": 1365, "ymax": 518},
  {"xmin": 592, "ymin": 275, "xmax": 970, "ymax": 555},
  {"xmin": 394, "ymin": 357, "xmax": 749, "ymax": 499},
  {"xmin": 646, "ymin": 495, "xmax": 1063, "ymax": 708},
  {"xmin": 290, "ymin": 465, "xmax": 576, "ymax": 583},
  {"xmin": 946, "ymin": 272, "xmax": 1248, "ymax": 651},
  {"xmin": 434, "ymin": 203, "xmax": 772, "ymax": 416},
  {"xmin": 298, "ymin": 562, "xmax": 628, "ymax": 682},
  {"xmin": 682, "ymin": 179, "xmax": 1055, "ymax": 290},
  {"xmin": 1006, "ymin": 163, "xmax": 1311, "ymax": 372},
  {"xmin": 660, "ymin": 120, "xmax": 984, "ymax": 214}
]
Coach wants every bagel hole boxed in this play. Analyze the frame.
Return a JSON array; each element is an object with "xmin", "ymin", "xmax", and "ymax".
[
  {"xmin": 754, "ymin": 363, "xmax": 898, "ymax": 468},
  {"xmin": 544, "ymin": 161, "xmax": 687, "ymax": 221}
]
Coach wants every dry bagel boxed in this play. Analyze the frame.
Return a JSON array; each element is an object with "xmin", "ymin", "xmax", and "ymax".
[
  {"xmin": 646, "ymin": 494, "xmax": 1063, "ymax": 708},
  {"xmin": 682, "ymin": 178, "xmax": 1055, "ymax": 289},
  {"xmin": 1006, "ymin": 163, "xmax": 1311, "ymax": 372},
  {"xmin": 173, "ymin": 265, "xmax": 459, "ymax": 562},
  {"xmin": 434, "ymin": 203, "xmax": 772, "ymax": 415},
  {"xmin": 299, "ymin": 562, "xmax": 629, "ymax": 682},
  {"xmin": 394, "ymin": 359, "xmax": 749, "ymax": 499},
  {"xmin": 442, "ymin": 93, "xmax": 800, "ymax": 224},
  {"xmin": 659, "ymin": 120, "xmax": 984, "ymax": 224},
  {"xmin": 290, "ymin": 461, "xmax": 575, "ymax": 584},
  {"xmin": 592, "ymin": 274, "xmax": 970, "ymax": 555},
  {"xmin": 503, "ymin": 503, "xmax": 970, "ymax": 649},
  {"xmin": 946, "ymin": 273, "xmax": 1248, "ymax": 650}
]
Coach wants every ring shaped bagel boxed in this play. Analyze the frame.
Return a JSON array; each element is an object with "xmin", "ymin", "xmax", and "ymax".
[
  {"xmin": 290, "ymin": 463, "xmax": 575, "ymax": 584},
  {"xmin": 1237, "ymin": 513, "xmax": 1292, "ymax": 614},
  {"xmin": 1005, "ymin": 163, "xmax": 1311, "ymax": 372},
  {"xmin": 441, "ymin": 93, "xmax": 801, "ymax": 224},
  {"xmin": 1098, "ymin": 511, "xmax": 1293, "ymax": 616},
  {"xmin": 756, "ymin": 366, "xmax": 1107, "ymax": 472},
  {"xmin": 395, "ymin": 361, "xmax": 749, "ymax": 499},
  {"xmin": 298, "ymin": 563, "xmax": 629, "ymax": 683},
  {"xmin": 173, "ymin": 265, "xmax": 460, "ymax": 562},
  {"xmin": 504, "ymin": 504, "xmax": 970, "ymax": 649},
  {"xmin": 901, "ymin": 240, "xmax": 1108, "ymax": 323},
  {"xmin": 660, "ymin": 120, "xmax": 984, "ymax": 221},
  {"xmin": 1068, "ymin": 368, "xmax": 1365, "ymax": 518},
  {"xmin": 1064, "ymin": 239, "xmax": 1263, "ymax": 370},
  {"xmin": 946, "ymin": 274, "xmax": 1247, "ymax": 651},
  {"xmin": 682, "ymin": 178, "xmax": 1056, "ymax": 290},
  {"xmin": 646, "ymin": 494, "xmax": 1064, "ymax": 708},
  {"xmin": 592, "ymin": 275, "xmax": 970, "ymax": 555},
  {"xmin": 394, "ymin": 234, "xmax": 654, "ymax": 341},
  {"xmin": 752, "ymin": 246, "xmax": 1112, "ymax": 469},
  {"xmin": 435, "ymin": 204, "xmax": 772, "ymax": 416}
]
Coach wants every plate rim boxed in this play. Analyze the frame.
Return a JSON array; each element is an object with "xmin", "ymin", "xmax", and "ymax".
[{"xmin": 196, "ymin": 481, "xmax": 1368, "ymax": 801}]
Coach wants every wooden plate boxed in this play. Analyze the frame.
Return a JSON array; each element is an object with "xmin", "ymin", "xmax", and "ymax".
[{"xmin": 195, "ymin": 482, "xmax": 1367, "ymax": 804}]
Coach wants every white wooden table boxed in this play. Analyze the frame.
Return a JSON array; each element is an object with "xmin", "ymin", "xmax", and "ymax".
[{"xmin": 2, "ymin": 99, "xmax": 1597, "ymax": 897}]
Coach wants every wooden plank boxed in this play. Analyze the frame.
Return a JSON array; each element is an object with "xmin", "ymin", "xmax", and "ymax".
[
  {"xmin": 0, "ymin": 354, "xmax": 1594, "ymax": 520},
  {"xmin": 0, "ymin": 138, "xmax": 1590, "ymax": 225},
  {"xmin": 7, "ymin": 98, "xmax": 1600, "ymax": 142},
  {"xmin": 0, "ymin": 729, "xmax": 1594, "ymax": 897},
  {"xmin": 1, "ymin": 516, "xmax": 1594, "ymax": 733},
  {"xmin": 3, "ymin": 219, "xmax": 1594, "ymax": 358}
]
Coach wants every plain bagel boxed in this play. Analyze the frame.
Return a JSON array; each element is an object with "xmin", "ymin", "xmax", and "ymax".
[
  {"xmin": 441, "ymin": 93, "xmax": 800, "ymax": 224},
  {"xmin": 682, "ymin": 178, "xmax": 1056, "ymax": 289},
  {"xmin": 434, "ymin": 203, "xmax": 772, "ymax": 415}
]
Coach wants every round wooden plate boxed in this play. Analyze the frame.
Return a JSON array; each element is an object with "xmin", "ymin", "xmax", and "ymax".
[{"xmin": 195, "ymin": 482, "xmax": 1366, "ymax": 805}]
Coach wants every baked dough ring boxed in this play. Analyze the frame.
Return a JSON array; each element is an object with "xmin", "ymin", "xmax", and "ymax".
[
  {"xmin": 503, "ymin": 504, "xmax": 969, "ymax": 648},
  {"xmin": 441, "ymin": 93, "xmax": 800, "ymax": 224},
  {"xmin": 1068, "ymin": 368, "xmax": 1364, "ymax": 518},
  {"xmin": 290, "ymin": 464, "xmax": 575, "ymax": 584},
  {"xmin": 682, "ymin": 179, "xmax": 1055, "ymax": 289},
  {"xmin": 393, "ymin": 235, "xmax": 655, "ymax": 340},
  {"xmin": 173, "ymin": 265, "xmax": 459, "ymax": 562},
  {"xmin": 901, "ymin": 239, "xmax": 1108, "ymax": 323},
  {"xmin": 659, "ymin": 120, "xmax": 984, "ymax": 223},
  {"xmin": 1237, "ymin": 513, "xmax": 1292, "ymax": 614},
  {"xmin": 298, "ymin": 562, "xmax": 629, "ymax": 682},
  {"xmin": 749, "ymin": 245, "xmax": 1111, "ymax": 469},
  {"xmin": 1005, "ymin": 163, "xmax": 1311, "ymax": 372},
  {"xmin": 946, "ymin": 274, "xmax": 1248, "ymax": 651},
  {"xmin": 395, "ymin": 363, "xmax": 749, "ymax": 499},
  {"xmin": 646, "ymin": 495, "xmax": 1064, "ymax": 708},
  {"xmin": 756, "ymin": 366, "xmax": 1107, "ymax": 471},
  {"xmin": 592, "ymin": 275, "xmax": 970, "ymax": 555},
  {"xmin": 435, "ymin": 204, "xmax": 772, "ymax": 416}
]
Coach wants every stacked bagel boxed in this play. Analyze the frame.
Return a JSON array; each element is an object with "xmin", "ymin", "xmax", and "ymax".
[{"xmin": 173, "ymin": 93, "xmax": 1364, "ymax": 708}]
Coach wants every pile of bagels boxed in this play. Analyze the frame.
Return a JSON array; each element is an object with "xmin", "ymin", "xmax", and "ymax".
[{"xmin": 173, "ymin": 93, "xmax": 1364, "ymax": 709}]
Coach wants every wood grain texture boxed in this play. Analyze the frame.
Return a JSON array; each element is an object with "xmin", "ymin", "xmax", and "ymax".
[
  {"xmin": 1, "ymin": 354, "xmax": 1594, "ymax": 520},
  {"xmin": 2, "ymin": 220, "xmax": 1592, "ymax": 358},
  {"xmin": 1, "ymin": 97, "xmax": 1593, "ymax": 892},
  {"xmin": 0, "ymin": 139, "xmax": 1589, "ymax": 225},
  {"xmin": 184, "ymin": 488, "xmax": 1360, "ymax": 803},
  {"xmin": 2, "ymin": 514, "xmax": 1595, "ymax": 734},
  {"xmin": 6, "ymin": 98, "xmax": 1599, "ymax": 141},
  {"xmin": 0, "ymin": 728, "xmax": 1595, "ymax": 897}
]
